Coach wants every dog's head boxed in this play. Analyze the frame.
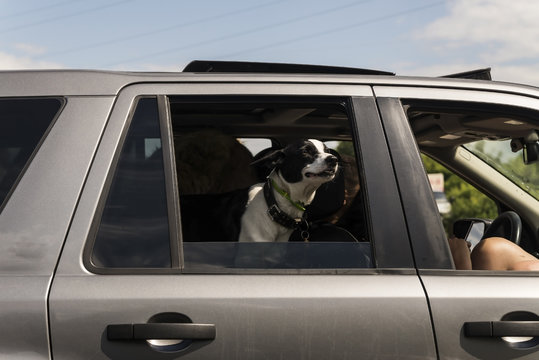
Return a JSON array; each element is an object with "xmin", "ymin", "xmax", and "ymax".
[{"xmin": 253, "ymin": 139, "xmax": 339, "ymax": 184}]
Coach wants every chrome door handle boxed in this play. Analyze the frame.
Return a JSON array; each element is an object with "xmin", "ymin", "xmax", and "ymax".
[
  {"xmin": 107, "ymin": 323, "xmax": 216, "ymax": 341},
  {"xmin": 464, "ymin": 321, "xmax": 539, "ymax": 337}
]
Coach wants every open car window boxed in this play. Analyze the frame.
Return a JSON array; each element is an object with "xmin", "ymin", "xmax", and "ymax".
[
  {"xmin": 171, "ymin": 96, "xmax": 371, "ymax": 271},
  {"xmin": 89, "ymin": 96, "xmax": 374, "ymax": 272},
  {"xmin": 405, "ymin": 98, "xmax": 539, "ymax": 270}
]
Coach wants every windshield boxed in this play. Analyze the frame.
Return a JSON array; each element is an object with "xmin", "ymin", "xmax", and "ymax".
[{"xmin": 464, "ymin": 139, "xmax": 539, "ymax": 200}]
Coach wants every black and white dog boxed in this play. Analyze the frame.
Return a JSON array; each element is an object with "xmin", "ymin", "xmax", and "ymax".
[{"xmin": 239, "ymin": 139, "xmax": 339, "ymax": 242}]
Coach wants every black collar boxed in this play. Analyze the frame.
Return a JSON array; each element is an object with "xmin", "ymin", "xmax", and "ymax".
[{"xmin": 263, "ymin": 178, "xmax": 309, "ymax": 232}]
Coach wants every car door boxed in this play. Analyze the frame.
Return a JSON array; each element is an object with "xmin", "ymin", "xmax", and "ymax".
[
  {"xmin": 49, "ymin": 82, "xmax": 436, "ymax": 359},
  {"xmin": 375, "ymin": 85, "xmax": 539, "ymax": 359}
]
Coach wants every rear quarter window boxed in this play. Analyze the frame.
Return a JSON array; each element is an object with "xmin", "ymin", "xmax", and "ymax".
[{"xmin": 0, "ymin": 98, "xmax": 63, "ymax": 210}]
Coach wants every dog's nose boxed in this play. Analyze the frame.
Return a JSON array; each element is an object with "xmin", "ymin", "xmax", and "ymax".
[{"xmin": 325, "ymin": 154, "xmax": 338, "ymax": 167}]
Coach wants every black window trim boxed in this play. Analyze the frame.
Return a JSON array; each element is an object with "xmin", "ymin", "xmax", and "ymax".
[
  {"xmin": 351, "ymin": 96, "xmax": 415, "ymax": 269},
  {"xmin": 157, "ymin": 95, "xmax": 182, "ymax": 269},
  {"xmin": 376, "ymin": 97, "xmax": 453, "ymax": 270}
]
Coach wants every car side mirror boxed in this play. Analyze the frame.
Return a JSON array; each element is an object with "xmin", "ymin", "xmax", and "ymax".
[{"xmin": 453, "ymin": 219, "xmax": 491, "ymax": 250}]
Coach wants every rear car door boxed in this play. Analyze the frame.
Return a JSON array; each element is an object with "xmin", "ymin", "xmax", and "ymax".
[
  {"xmin": 49, "ymin": 82, "xmax": 436, "ymax": 359},
  {"xmin": 375, "ymin": 85, "xmax": 539, "ymax": 359}
]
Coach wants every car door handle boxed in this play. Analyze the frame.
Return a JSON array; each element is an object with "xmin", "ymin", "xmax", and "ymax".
[
  {"xmin": 107, "ymin": 323, "xmax": 216, "ymax": 341},
  {"xmin": 464, "ymin": 321, "xmax": 539, "ymax": 337}
]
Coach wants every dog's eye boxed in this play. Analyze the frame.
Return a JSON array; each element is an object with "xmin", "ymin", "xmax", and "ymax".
[{"xmin": 303, "ymin": 144, "xmax": 317, "ymax": 157}]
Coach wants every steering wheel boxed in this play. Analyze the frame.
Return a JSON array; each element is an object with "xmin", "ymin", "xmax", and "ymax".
[{"xmin": 482, "ymin": 211, "xmax": 522, "ymax": 246}]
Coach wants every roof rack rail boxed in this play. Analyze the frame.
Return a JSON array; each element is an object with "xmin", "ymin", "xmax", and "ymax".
[
  {"xmin": 183, "ymin": 60, "xmax": 395, "ymax": 76},
  {"xmin": 441, "ymin": 68, "xmax": 492, "ymax": 80}
]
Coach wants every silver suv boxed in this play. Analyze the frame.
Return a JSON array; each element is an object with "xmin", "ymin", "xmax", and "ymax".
[{"xmin": 1, "ymin": 61, "xmax": 538, "ymax": 359}]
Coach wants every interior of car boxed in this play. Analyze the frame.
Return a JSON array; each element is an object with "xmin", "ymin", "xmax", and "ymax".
[
  {"xmin": 170, "ymin": 96, "xmax": 372, "ymax": 269},
  {"xmin": 405, "ymin": 99, "xmax": 539, "ymax": 259}
]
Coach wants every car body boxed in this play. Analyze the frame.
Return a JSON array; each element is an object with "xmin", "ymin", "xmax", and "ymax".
[{"xmin": 1, "ymin": 61, "xmax": 538, "ymax": 359}]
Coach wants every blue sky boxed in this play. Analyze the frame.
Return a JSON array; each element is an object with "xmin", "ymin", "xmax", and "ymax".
[{"xmin": 2, "ymin": 0, "xmax": 539, "ymax": 86}]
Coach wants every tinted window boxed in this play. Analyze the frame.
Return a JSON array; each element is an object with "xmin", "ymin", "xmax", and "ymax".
[
  {"xmin": 0, "ymin": 98, "xmax": 62, "ymax": 209},
  {"xmin": 91, "ymin": 97, "xmax": 171, "ymax": 268}
]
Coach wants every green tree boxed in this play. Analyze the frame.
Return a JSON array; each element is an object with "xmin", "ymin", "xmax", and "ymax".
[
  {"xmin": 336, "ymin": 141, "xmax": 355, "ymax": 157},
  {"xmin": 502, "ymin": 154, "xmax": 539, "ymax": 199},
  {"xmin": 421, "ymin": 154, "xmax": 498, "ymax": 235}
]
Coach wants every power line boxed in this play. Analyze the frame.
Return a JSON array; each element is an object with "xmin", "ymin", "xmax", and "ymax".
[
  {"xmin": 0, "ymin": 0, "xmax": 86, "ymax": 21},
  {"xmin": 219, "ymin": 1, "xmax": 445, "ymax": 59},
  {"xmin": 106, "ymin": 0, "xmax": 375, "ymax": 67},
  {"xmin": 40, "ymin": 0, "xmax": 285, "ymax": 59},
  {"xmin": 0, "ymin": 0, "xmax": 134, "ymax": 34}
]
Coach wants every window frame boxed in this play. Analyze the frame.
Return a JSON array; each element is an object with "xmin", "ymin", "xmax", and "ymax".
[
  {"xmin": 85, "ymin": 96, "xmax": 181, "ymax": 273},
  {"xmin": 83, "ymin": 85, "xmax": 416, "ymax": 275},
  {"xmin": 171, "ymin": 95, "xmax": 381, "ymax": 273}
]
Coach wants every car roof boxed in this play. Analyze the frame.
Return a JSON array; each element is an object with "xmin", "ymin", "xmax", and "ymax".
[{"xmin": 1, "ymin": 63, "xmax": 539, "ymax": 98}]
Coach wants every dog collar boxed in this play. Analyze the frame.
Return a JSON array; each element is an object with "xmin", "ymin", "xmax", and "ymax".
[
  {"xmin": 263, "ymin": 179, "xmax": 307, "ymax": 228},
  {"xmin": 269, "ymin": 178, "xmax": 306, "ymax": 211}
]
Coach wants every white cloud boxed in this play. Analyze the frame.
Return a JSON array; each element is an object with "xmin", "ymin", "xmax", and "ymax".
[
  {"xmin": 408, "ymin": 0, "xmax": 539, "ymax": 87},
  {"xmin": 0, "ymin": 51, "xmax": 63, "ymax": 70},
  {"xmin": 14, "ymin": 43, "xmax": 47, "ymax": 56},
  {"xmin": 491, "ymin": 65, "xmax": 539, "ymax": 86},
  {"xmin": 420, "ymin": 0, "xmax": 539, "ymax": 63}
]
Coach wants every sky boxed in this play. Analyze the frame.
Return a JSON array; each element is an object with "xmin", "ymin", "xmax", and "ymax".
[{"xmin": 1, "ymin": 0, "xmax": 539, "ymax": 86}]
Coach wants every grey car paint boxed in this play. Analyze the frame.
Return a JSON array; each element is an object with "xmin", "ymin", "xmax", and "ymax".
[
  {"xmin": 50, "ymin": 275, "xmax": 435, "ymax": 359},
  {"xmin": 47, "ymin": 83, "xmax": 436, "ymax": 359}
]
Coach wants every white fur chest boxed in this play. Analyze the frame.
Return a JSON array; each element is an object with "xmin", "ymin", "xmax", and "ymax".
[{"xmin": 238, "ymin": 183, "xmax": 298, "ymax": 242}]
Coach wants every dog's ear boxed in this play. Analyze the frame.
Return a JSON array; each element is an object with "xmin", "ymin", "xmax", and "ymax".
[
  {"xmin": 250, "ymin": 147, "xmax": 285, "ymax": 180},
  {"xmin": 251, "ymin": 148, "xmax": 285, "ymax": 167},
  {"xmin": 326, "ymin": 148, "xmax": 342, "ymax": 161}
]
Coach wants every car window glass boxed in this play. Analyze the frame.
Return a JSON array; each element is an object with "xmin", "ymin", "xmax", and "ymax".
[
  {"xmin": 405, "ymin": 98, "xmax": 539, "ymax": 270},
  {"xmin": 171, "ymin": 97, "xmax": 372, "ymax": 270},
  {"xmin": 465, "ymin": 139, "xmax": 539, "ymax": 200},
  {"xmin": 0, "ymin": 98, "xmax": 62, "ymax": 210},
  {"xmin": 91, "ymin": 97, "xmax": 171, "ymax": 268}
]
